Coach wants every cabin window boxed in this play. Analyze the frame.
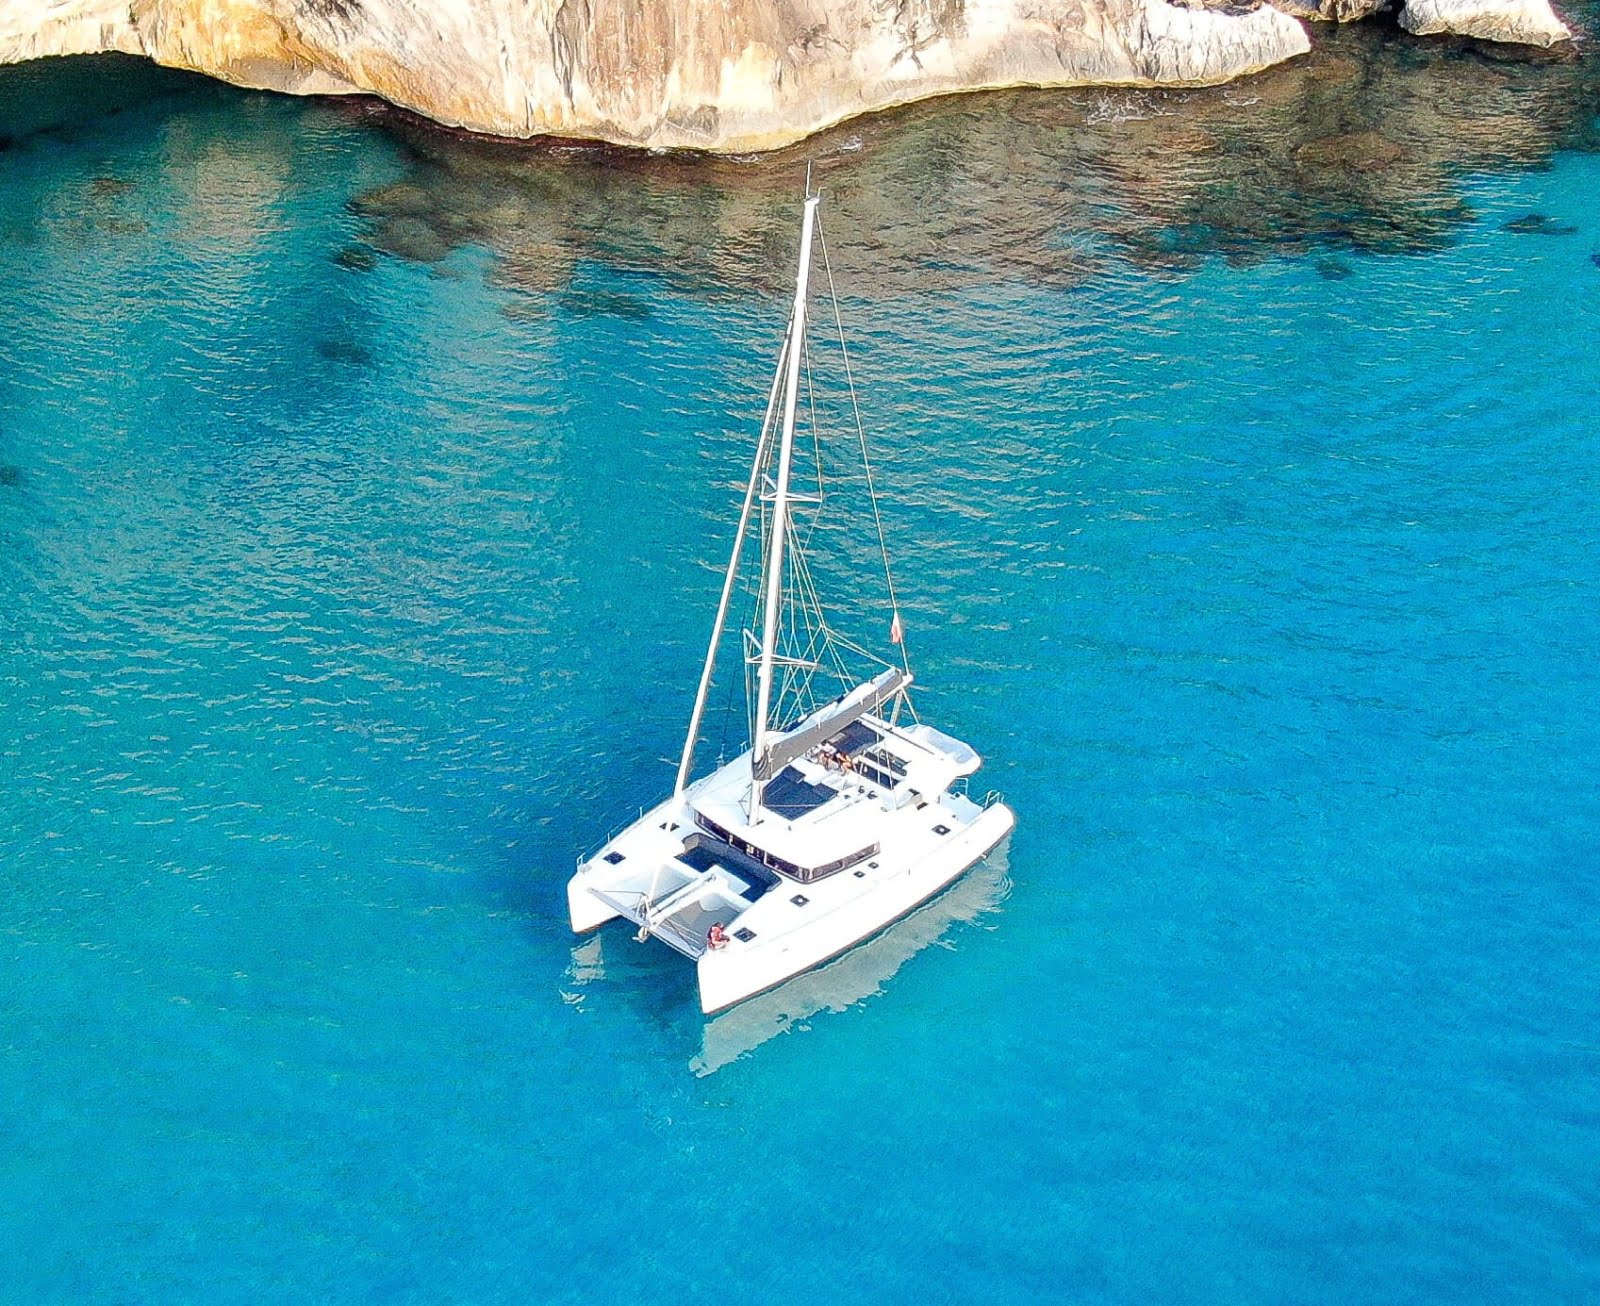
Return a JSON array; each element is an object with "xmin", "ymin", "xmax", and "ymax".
[
  {"xmin": 691, "ymin": 812, "xmax": 876, "ymax": 883},
  {"xmin": 603, "ymin": 851, "xmax": 626, "ymax": 864}
]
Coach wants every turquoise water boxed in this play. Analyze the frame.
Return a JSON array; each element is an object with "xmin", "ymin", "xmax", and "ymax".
[{"xmin": 3, "ymin": 48, "xmax": 1599, "ymax": 1301}]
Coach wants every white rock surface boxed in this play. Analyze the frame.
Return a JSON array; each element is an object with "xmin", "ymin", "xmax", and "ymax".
[
  {"xmin": 1400, "ymin": 0, "xmax": 1571, "ymax": 45},
  {"xmin": 1, "ymin": 0, "xmax": 1311, "ymax": 151},
  {"xmin": 1, "ymin": 0, "xmax": 140, "ymax": 61}
]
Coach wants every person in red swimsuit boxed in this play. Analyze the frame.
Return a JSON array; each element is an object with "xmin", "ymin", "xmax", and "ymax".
[{"xmin": 707, "ymin": 922, "xmax": 730, "ymax": 950}]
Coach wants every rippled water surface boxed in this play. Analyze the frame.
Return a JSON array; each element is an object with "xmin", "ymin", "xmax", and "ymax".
[{"xmin": 3, "ymin": 33, "xmax": 1599, "ymax": 1301}]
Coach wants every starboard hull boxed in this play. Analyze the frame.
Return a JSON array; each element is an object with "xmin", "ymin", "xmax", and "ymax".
[{"xmin": 695, "ymin": 801, "xmax": 1014, "ymax": 1013}]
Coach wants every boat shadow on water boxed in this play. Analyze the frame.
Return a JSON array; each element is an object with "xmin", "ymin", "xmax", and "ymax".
[{"xmin": 561, "ymin": 840, "xmax": 1013, "ymax": 1075}]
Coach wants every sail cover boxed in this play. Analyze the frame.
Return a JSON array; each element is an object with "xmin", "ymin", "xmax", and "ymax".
[{"xmin": 753, "ymin": 668, "xmax": 910, "ymax": 782}]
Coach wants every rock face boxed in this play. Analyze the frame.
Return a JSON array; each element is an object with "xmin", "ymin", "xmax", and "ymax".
[
  {"xmin": 1399, "ymin": 0, "xmax": 1571, "ymax": 46},
  {"xmin": 0, "ymin": 0, "xmax": 1574, "ymax": 152},
  {"xmin": 1269, "ymin": 0, "xmax": 1387, "ymax": 23},
  {"xmin": 4, "ymin": 0, "xmax": 1312, "ymax": 150}
]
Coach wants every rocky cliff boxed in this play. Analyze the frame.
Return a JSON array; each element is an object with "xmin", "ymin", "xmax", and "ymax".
[
  {"xmin": 0, "ymin": 0, "xmax": 1573, "ymax": 152},
  {"xmin": 1399, "ymin": 0, "xmax": 1571, "ymax": 43}
]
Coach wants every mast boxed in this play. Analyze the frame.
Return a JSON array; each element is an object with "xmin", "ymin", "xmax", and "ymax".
[
  {"xmin": 673, "ymin": 322, "xmax": 792, "ymax": 796},
  {"xmin": 751, "ymin": 194, "xmax": 820, "ymax": 821}
]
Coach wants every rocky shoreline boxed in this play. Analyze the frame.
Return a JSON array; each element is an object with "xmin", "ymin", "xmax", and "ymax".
[{"xmin": 0, "ymin": 0, "xmax": 1576, "ymax": 153}]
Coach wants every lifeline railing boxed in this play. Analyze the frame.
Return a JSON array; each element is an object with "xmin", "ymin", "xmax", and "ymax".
[{"xmin": 575, "ymin": 804, "xmax": 652, "ymax": 868}]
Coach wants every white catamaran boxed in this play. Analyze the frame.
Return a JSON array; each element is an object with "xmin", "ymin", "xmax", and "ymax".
[{"xmin": 566, "ymin": 193, "xmax": 1015, "ymax": 1015}]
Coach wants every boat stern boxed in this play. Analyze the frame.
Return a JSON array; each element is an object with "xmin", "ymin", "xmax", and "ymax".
[
  {"xmin": 568, "ymin": 868, "xmax": 625, "ymax": 933},
  {"xmin": 697, "ymin": 942, "xmax": 765, "ymax": 1015},
  {"xmin": 567, "ymin": 799, "xmax": 774, "ymax": 962}
]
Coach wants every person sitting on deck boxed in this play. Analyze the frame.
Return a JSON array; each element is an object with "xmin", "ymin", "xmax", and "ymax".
[{"xmin": 707, "ymin": 922, "xmax": 730, "ymax": 950}]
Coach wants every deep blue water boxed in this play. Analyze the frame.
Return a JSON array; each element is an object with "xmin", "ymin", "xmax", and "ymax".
[{"xmin": 3, "ymin": 51, "xmax": 1599, "ymax": 1302}]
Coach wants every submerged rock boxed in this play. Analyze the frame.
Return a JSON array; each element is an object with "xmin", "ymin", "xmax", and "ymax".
[
  {"xmin": 556, "ymin": 289, "xmax": 655, "ymax": 321},
  {"xmin": 1294, "ymin": 129, "xmax": 1406, "ymax": 171},
  {"xmin": 327, "ymin": 17, "xmax": 1600, "ymax": 288},
  {"xmin": 346, "ymin": 182, "xmax": 434, "ymax": 220},
  {"xmin": 1501, "ymin": 212, "xmax": 1578, "ymax": 235},
  {"xmin": 371, "ymin": 215, "xmax": 452, "ymax": 264},
  {"xmin": 333, "ymin": 245, "xmax": 379, "ymax": 272},
  {"xmin": 314, "ymin": 337, "xmax": 374, "ymax": 366}
]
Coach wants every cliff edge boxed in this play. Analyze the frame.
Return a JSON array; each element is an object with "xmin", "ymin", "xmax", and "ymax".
[
  {"xmin": 0, "ymin": 0, "xmax": 1311, "ymax": 150},
  {"xmin": 0, "ymin": 0, "xmax": 1572, "ymax": 152}
]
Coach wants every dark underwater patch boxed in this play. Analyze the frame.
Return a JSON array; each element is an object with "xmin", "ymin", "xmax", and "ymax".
[
  {"xmin": 556, "ymin": 289, "xmax": 653, "ymax": 320},
  {"xmin": 1502, "ymin": 213, "xmax": 1578, "ymax": 235},
  {"xmin": 371, "ymin": 214, "xmax": 451, "ymax": 264},
  {"xmin": 346, "ymin": 181, "xmax": 433, "ymax": 219},
  {"xmin": 1315, "ymin": 256, "xmax": 1354, "ymax": 280},
  {"xmin": 1294, "ymin": 130, "xmax": 1406, "ymax": 173},
  {"xmin": 0, "ymin": 464, "xmax": 25, "ymax": 488},
  {"xmin": 334, "ymin": 244, "xmax": 379, "ymax": 272},
  {"xmin": 315, "ymin": 338, "xmax": 373, "ymax": 366},
  {"xmin": 325, "ymin": 14, "xmax": 1600, "ymax": 292}
]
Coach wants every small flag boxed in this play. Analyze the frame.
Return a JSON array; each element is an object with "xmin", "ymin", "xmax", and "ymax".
[{"xmin": 889, "ymin": 610, "xmax": 904, "ymax": 645}]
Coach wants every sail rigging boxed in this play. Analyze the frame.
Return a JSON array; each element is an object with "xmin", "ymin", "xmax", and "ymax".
[
  {"xmin": 672, "ymin": 190, "xmax": 913, "ymax": 817},
  {"xmin": 567, "ymin": 189, "xmax": 1015, "ymax": 1017}
]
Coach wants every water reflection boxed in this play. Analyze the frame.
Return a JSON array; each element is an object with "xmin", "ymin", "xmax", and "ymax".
[
  {"xmin": 342, "ymin": 17, "xmax": 1600, "ymax": 296},
  {"xmin": 691, "ymin": 844, "xmax": 1012, "ymax": 1075}
]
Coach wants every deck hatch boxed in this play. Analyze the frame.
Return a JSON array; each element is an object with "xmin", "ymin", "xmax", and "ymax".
[
  {"xmin": 829, "ymin": 719, "xmax": 882, "ymax": 756},
  {"xmin": 763, "ymin": 766, "xmax": 834, "ymax": 819}
]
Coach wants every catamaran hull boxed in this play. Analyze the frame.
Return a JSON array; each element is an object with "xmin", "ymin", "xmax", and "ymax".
[
  {"xmin": 696, "ymin": 801, "xmax": 1015, "ymax": 1014},
  {"xmin": 567, "ymin": 870, "xmax": 629, "ymax": 933},
  {"xmin": 566, "ymin": 195, "xmax": 1016, "ymax": 1026}
]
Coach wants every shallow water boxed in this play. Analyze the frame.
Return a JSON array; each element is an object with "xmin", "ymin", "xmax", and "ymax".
[{"xmin": 2, "ymin": 31, "xmax": 1599, "ymax": 1301}]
